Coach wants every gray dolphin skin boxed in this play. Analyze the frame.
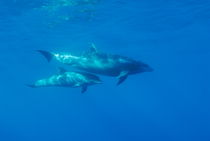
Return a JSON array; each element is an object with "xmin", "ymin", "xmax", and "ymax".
[
  {"xmin": 27, "ymin": 68, "xmax": 102, "ymax": 93},
  {"xmin": 37, "ymin": 44, "xmax": 153, "ymax": 85}
]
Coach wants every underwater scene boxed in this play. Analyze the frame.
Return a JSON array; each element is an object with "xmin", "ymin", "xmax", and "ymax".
[{"xmin": 0, "ymin": 0, "xmax": 209, "ymax": 141}]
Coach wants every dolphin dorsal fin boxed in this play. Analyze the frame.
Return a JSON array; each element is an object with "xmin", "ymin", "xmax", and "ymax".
[
  {"xmin": 58, "ymin": 67, "xmax": 67, "ymax": 74},
  {"xmin": 82, "ymin": 43, "xmax": 98, "ymax": 57},
  {"xmin": 90, "ymin": 43, "xmax": 97, "ymax": 53}
]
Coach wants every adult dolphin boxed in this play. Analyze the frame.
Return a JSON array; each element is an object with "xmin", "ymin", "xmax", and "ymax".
[
  {"xmin": 27, "ymin": 68, "xmax": 102, "ymax": 93},
  {"xmin": 37, "ymin": 44, "xmax": 153, "ymax": 85}
]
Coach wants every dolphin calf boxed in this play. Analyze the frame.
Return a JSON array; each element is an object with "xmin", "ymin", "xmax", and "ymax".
[
  {"xmin": 27, "ymin": 68, "xmax": 102, "ymax": 93},
  {"xmin": 37, "ymin": 44, "xmax": 153, "ymax": 85}
]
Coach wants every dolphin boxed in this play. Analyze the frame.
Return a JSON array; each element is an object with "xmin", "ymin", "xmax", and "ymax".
[
  {"xmin": 26, "ymin": 68, "xmax": 102, "ymax": 93},
  {"xmin": 37, "ymin": 44, "xmax": 153, "ymax": 85}
]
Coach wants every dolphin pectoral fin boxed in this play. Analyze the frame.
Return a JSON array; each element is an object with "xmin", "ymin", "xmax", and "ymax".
[
  {"xmin": 37, "ymin": 50, "xmax": 53, "ymax": 62},
  {"xmin": 117, "ymin": 75, "xmax": 128, "ymax": 85},
  {"xmin": 81, "ymin": 85, "xmax": 88, "ymax": 93},
  {"xmin": 117, "ymin": 71, "xmax": 129, "ymax": 85}
]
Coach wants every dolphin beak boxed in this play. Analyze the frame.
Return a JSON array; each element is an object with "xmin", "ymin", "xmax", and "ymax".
[
  {"xmin": 96, "ymin": 80, "xmax": 103, "ymax": 84},
  {"xmin": 147, "ymin": 67, "xmax": 154, "ymax": 72},
  {"xmin": 98, "ymin": 81, "xmax": 103, "ymax": 84}
]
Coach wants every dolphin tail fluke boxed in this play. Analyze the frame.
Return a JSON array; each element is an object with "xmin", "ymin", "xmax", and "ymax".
[
  {"xmin": 25, "ymin": 84, "xmax": 36, "ymax": 88},
  {"xmin": 37, "ymin": 50, "xmax": 53, "ymax": 62}
]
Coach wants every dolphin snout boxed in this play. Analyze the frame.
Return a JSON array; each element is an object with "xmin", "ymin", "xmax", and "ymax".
[
  {"xmin": 147, "ymin": 66, "xmax": 154, "ymax": 72},
  {"xmin": 142, "ymin": 64, "xmax": 154, "ymax": 72},
  {"xmin": 93, "ymin": 78, "xmax": 103, "ymax": 84},
  {"xmin": 96, "ymin": 80, "xmax": 103, "ymax": 84}
]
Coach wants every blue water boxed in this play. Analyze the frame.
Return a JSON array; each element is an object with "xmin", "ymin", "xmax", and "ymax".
[{"xmin": 0, "ymin": 0, "xmax": 209, "ymax": 141}]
